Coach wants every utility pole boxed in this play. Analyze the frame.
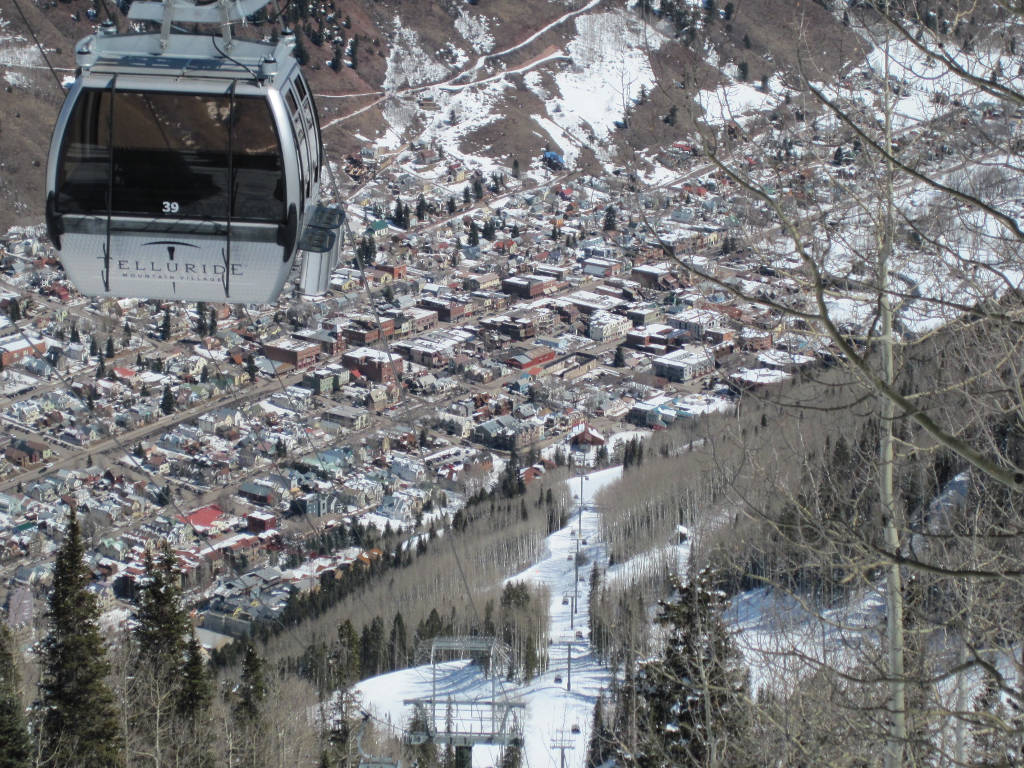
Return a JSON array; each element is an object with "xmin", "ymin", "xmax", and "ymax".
[
  {"xmin": 550, "ymin": 731, "xmax": 575, "ymax": 768},
  {"xmin": 574, "ymin": 470, "xmax": 583, "ymax": 618},
  {"xmin": 567, "ymin": 642, "xmax": 572, "ymax": 692}
]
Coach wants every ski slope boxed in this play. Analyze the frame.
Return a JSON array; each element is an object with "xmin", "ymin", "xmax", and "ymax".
[{"xmin": 354, "ymin": 467, "xmax": 623, "ymax": 767}]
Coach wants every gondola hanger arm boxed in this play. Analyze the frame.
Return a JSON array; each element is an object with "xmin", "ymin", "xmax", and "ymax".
[{"xmin": 129, "ymin": 0, "xmax": 269, "ymax": 47}]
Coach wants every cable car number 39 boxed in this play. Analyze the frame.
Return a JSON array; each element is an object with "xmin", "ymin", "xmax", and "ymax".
[{"xmin": 162, "ymin": 201, "xmax": 180, "ymax": 214}]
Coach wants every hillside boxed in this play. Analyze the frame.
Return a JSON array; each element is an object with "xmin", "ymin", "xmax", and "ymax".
[{"xmin": 0, "ymin": 0, "xmax": 862, "ymax": 230}]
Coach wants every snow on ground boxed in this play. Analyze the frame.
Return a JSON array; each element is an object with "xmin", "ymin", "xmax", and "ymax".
[
  {"xmin": 354, "ymin": 467, "xmax": 626, "ymax": 766},
  {"xmin": 545, "ymin": 11, "xmax": 666, "ymax": 141},
  {"xmin": 0, "ymin": 12, "xmax": 44, "ymax": 69},
  {"xmin": 454, "ymin": 12, "xmax": 495, "ymax": 54},
  {"xmin": 726, "ymin": 583, "xmax": 890, "ymax": 694},
  {"xmin": 384, "ymin": 18, "xmax": 451, "ymax": 92},
  {"xmin": 696, "ymin": 76, "xmax": 784, "ymax": 127}
]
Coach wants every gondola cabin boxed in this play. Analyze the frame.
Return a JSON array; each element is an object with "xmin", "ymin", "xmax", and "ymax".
[{"xmin": 45, "ymin": 1, "xmax": 333, "ymax": 304}]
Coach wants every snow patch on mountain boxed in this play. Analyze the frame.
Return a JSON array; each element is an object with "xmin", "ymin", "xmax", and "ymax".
[
  {"xmin": 384, "ymin": 18, "xmax": 450, "ymax": 91},
  {"xmin": 454, "ymin": 12, "xmax": 495, "ymax": 54},
  {"xmin": 541, "ymin": 10, "xmax": 665, "ymax": 141}
]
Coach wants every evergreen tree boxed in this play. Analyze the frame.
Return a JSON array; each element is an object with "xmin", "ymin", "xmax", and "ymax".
[
  {"xmin": 360, "ymin": 616, "xmax": 386, "ymax": 678},
  {"xmin": 500, "ymin": 741, "xmax": 522, "ymax": 768},
  {"xmin": 618, "ymin": 567, "xmax": 749, "ymax": 766},
  {"xmin": 162, "ymin": 307, "xmax": 171, "ymax": 340},
  {"xmin": 472, "ymin": 177, "xmax": 484, "ymax": 200},
  {"xmin": 196, "ymin": 301, "xmax": 208, "ymax": 336},
  {"xmin": 336, "ymin": 620, "xmax": 362, "ymax": 685},
  {"xmin": 89, "ymin": 337, "xmax": 99, "ymax": 357},
  {"xmin": 160, "ymin": 384, "xmax": 175, "ymax": 415},
  {"xmin": 247, "ymin": 354, "xmax": 258, "ymax": 382},
  {"xmin": 603, "ymin": 205, "xmax": 617, "ymax": 231},
  {"xmin": 176, "ymin": 636, "xmax": 213, "ymax": 764},
  {"xmin": 614, "ymin": 345, "xmax": 626, "ymax": 367},
  {"xmin": 586, "ymin": 695, "xmax": 611, "ymax": 768},
  {"xmin": 6, "ymin": 298, "xmax": 20, "ymax": 322},
  {"xmin": 0, "ymin": 625, "xmax": 31, "ymax": 768},
  {"xmin": 468, "ymin": 221, "xmax": 480, "ymax": 247},
  {"xmin": 135, "ymin": 547, "xmax": 189, "ymax": 670},
  {"xmin": 133, "ymin": 547, "xmax": 199, "ymax": 766},
  {"xmin": 416, "ymin": 194, "xmax": 427, "ymax": 221},
  {"xmin": 389, "ymin": 612, "xmax": 408, "ymax": 670},
  {"xmin": 511, "ymin": 158, "xmax": 520, "ymax": 178},
  {"xmin": 463, "ymin": 186, "xmax": 472, "ymax": 205},
  {"xmin": 95, "ymin": 357, "xmax": 105, "ymax": 379},
  {"xmin": 235, "ymin": 645, "xmax": 267, "ymax": 723},
  {"xmin": 447, "ymin": 196, "xmax": 457, "ymax": 214},
  {"xmin": 209, "ymin": 307, "xmax": 217, "ymax": 336},
  {"xmin": 70, "ymin": 324, "xmax": 80, "ymax": 344},
  {"xmin": 38, "ymin": 509, "xmax": 123, "ymax": 768},
  {"xmin": 105, "ymin": 336, "xmax": 114, "ymax": 359}
]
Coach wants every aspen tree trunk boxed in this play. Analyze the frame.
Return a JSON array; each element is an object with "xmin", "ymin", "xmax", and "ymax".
[{"xmin": 879, "ymin": 16, "xmax": 906, "ymax": 767}]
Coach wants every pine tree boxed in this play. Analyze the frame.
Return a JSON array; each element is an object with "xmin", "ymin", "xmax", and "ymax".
[
  {"xmin": 133, "ymin": 547, "xmax": 194, "ymax": 768},
  {"xmin": 0, "ymin": 625, "xmax": 31, "ymax": 768},
  {"xmin": 511, "ymin": 158, "xmax": 520, "ymax": 178},
  {"xmin": 89, "ymin": 337, "xmax": 98, "ymax": 357},
  {"xmin": 209, "ymin": 307, "xmax": 218, "ymax": 336},
  {"xmin": 247, "ymin": 354, "xmax": 258, "ymax": 382},
  {"xmin": 196, "ymin": 301, "xmax": 208, "ymax": 336},
  {"xmin": 336, "ymin": 620, "xmax": 362, "ymax": 686},
  {"xmin": 621, "ymin": 567, "xmax": 749, "ymax": 766},
  {"xmin": 463, "ymin": 186, "xmax": 471, "ymax": 205},
  {"xmin": 7, "ymin": 298, "xmax": 20, "ymax": 322},
  {"xmin": 468, "ymin": 221, "xmax": 480, "ymax": 247},
  {"xmin": 70, "ymin": 324, "xmax": 80, "ymax": 344},
  {"xmin": 105, "ymin": 336, "xmax": 114, "ymax": 359},
  {"xmin": 162, "ymin": 307, "xmax": 171, "ymax": 341},
  {"xmin": 586, "ymin": 695, "xmax": 611, "ymax": 768},
  {"xmin": 135, "ymin": 547, "xmax": 189, "ymax": 670},
  {"xmin": 235, "ymin": 645, "xmax": 267, "ymax": 723},
  {"xmin": 160, "ymin": 384, "xmax": 175, "ymax": 415},
  {"xmin": 603, "ymin": 205, "xmax": 617, "ymax": 231},
  {"xmin": 38, "ymin": 509, "xmax": 123, "ymax": 768},
  {"xmin": 614, "ymin": 345, "xmax": 626, "ymax": 367},
  {"xmin": 389, "ymin": 612, "xmax": 408, "ymax": 670},
  {"xmin": 416, "ymin": 194, "xmax": 427, "ymax": 221},
  {"xmin": 500, "ymin": 741, "xmax": 522, "ymax": 768}
]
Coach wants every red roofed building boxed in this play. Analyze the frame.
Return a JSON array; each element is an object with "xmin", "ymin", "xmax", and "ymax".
[
  {"xmin": 180, "ymin": 504, "xmax": 225, "ymax": 531},
  {"xmin": 112, "ymin": 367, "xmax": 137, "ymax": 381}
]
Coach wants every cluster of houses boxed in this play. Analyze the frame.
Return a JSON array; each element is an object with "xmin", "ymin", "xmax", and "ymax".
[{"xmin": 0, "ymin": 134, "xmax": 844, "ymax": 645}]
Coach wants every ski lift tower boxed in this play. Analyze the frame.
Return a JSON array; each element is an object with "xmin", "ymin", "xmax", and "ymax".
[{"xmin": 404, "ymin": 636, "xmax": 524, "ymax": 768}]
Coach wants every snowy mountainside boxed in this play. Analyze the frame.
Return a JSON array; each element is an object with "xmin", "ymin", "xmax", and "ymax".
[{"xmin": 0, "ymin": 0, "xmax": 861, "ymax": 228}]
